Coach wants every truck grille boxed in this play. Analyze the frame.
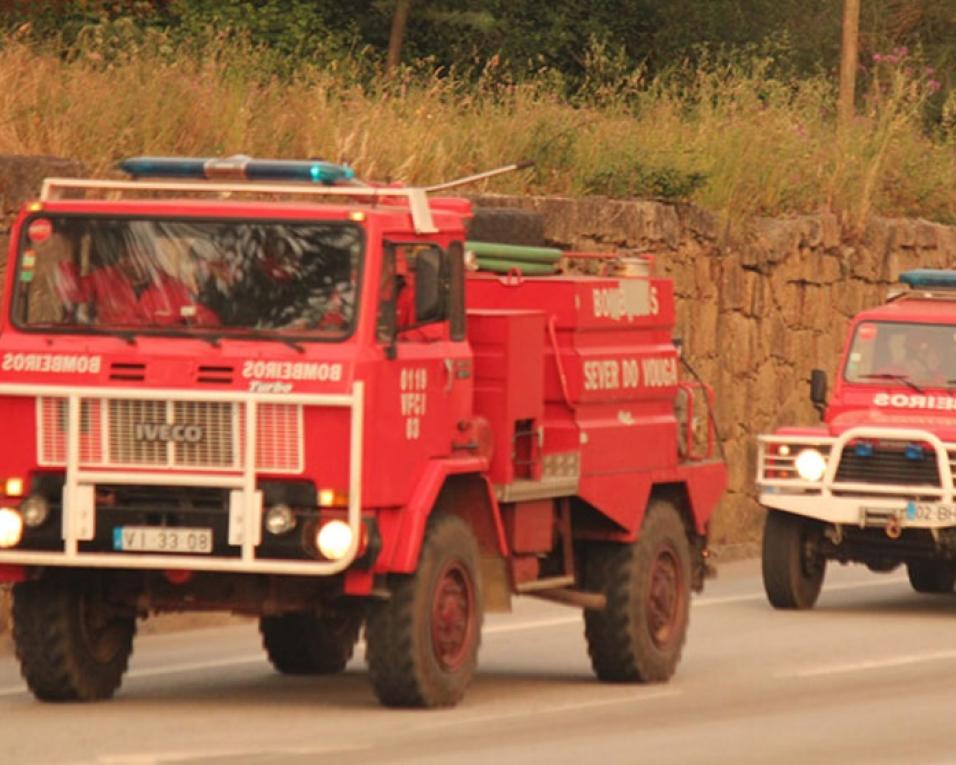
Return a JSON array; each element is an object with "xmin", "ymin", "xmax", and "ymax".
[
  {"xmin": 38, "ymin": 397, "xmax": 302, "ymax": 473},
  {"xmin": 835, "ymin": 442, "xmax": 940, "ymax": 487}
]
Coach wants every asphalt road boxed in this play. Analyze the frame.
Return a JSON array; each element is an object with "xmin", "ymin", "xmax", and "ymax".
[{"xmin": 2, "ymin": 558, "xmax": 956, "ymax": 765}]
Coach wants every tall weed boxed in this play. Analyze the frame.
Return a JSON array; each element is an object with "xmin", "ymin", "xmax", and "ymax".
[{"xmin": 0, "ymin": 36, "xmax": 951, "ymax": 229}]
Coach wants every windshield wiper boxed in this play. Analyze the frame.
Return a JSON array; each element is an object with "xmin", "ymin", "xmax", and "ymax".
[
  {"xmin": 860, "ymin": 372, "xmax": 924, "ymax": 393},
  {"xmin": 242, "ymin": 329, "xmax": 306, "ymax": 354},
  {"xmin": 154, "ymin": 328, "xmax": 222, "ymax": 348},
  {"xmin": 86, "ymin": 327, "xmax": 138, "ymax": 346}
]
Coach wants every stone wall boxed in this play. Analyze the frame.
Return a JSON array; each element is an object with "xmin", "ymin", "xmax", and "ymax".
[{"xmin": 472, "ymin": 195, "xmax": 956, "ymax": 546}]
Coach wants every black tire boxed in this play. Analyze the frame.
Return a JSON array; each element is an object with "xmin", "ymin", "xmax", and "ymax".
[
  {"xmin": 12, "ymin": 572, "xmax": 136, "ymax": 702},
  {"xmin": 906, "ymin": 560, "xmax": 956, "ymax": 594},
  {"xmin": 583, "ymin": 499, "xmax": 692, "ymax": 683},
  {"xmin": 366, "ymin": 514, "xmax": 483, "ymax": 708},
  {"xmin": 260, "ymin": 608, "xmax": 363, "ymax": 675},
  {"xmin": 467, "ymin": 207, "xmax": 546, "ymax": 247},
  {"xmin": 762, "ymin": 510, "xmax": 826, "ymax": 610}
]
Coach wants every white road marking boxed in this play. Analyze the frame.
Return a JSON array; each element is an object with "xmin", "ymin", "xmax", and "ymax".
[
  {"xmin": 75, "ymin": 743, "xmax": 371, "ymax": 765},
  {"xmin": 696, "ymin": 574, "xmax": 908, "ymax": 607},
  {"xmin": 0, "ymin": 573, "xmax": 911, "ymax": 698},
  {"xmin": 779, "ymin": 649, "xmax": 956, "ymax": 679},
  {"xmin": 424, "ymin": 687, "xmax": 682, "ymax": 730}
]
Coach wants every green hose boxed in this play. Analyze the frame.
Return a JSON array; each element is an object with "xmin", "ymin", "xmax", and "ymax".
[
  {"xmin": 475, "ymin": 257, "xmax": 556, "ymax": 275},
  {"xmin": 466, "ymin": 240, "xmax": 562, "ymax": 263}
]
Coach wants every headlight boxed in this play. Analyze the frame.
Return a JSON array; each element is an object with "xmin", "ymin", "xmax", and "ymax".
[
  {"xmin": 316, "ymin": 520, "xmax": 353, "ymax": 560},
  {"xmin": 264, "ymin": 503, "xmax": 296, "ymax": 535},
  {"xmin": 19, "ymin": 495, "xmax": 50, "ymax": 528},
  {"xmin": 0, "ymin": 507, "xmax": 24, "ymax": 548},
  {"xmin": 795, "ymin": 448, "xmax": 827, "ymax": 482}
]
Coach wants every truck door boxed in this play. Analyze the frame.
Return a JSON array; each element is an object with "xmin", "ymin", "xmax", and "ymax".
[{"xmin": 373, "ymin": 242, "xmax": 470, "ymax": 493}]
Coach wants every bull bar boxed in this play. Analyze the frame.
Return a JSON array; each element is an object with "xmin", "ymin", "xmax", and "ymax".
[{"xmin": 0, "ymin": 381, "xmax": 364, "ymax": 576}]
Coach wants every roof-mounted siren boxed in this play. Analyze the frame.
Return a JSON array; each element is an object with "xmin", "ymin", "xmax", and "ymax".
[{"xmin": 118, "ymin": 155, "xmax": 356, "ymax": 185}]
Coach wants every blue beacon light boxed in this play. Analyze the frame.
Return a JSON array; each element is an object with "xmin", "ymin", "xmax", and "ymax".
[
  {"xmin": 118, "ymin": 156, "xmax": 355, "ymax": 185},
  {"xmin": 899, "ymin": 269, "xmax": 956, "ymax": 289}
]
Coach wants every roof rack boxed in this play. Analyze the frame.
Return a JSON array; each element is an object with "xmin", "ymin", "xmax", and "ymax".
[
  {"xmin": 39, "ymin": 177, "xmax": 439, "ymax": 233},
  {"xmin": 40, "ymin": 156, "xmax": 533, "ymax": 236}
]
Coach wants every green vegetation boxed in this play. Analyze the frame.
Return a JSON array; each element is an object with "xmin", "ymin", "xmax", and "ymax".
[{"xmin": 0, "ymin": 2, "xmax": 952, "ymax": 229}]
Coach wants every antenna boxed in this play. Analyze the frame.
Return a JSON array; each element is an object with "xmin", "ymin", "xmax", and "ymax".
[{"xmin": 424, "ymin": 161, "xmax": 534, "ymax": 193}]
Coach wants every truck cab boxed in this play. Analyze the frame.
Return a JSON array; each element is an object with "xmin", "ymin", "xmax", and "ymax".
[
  {"xmin": 0, "ymin": 157, "xmax": 726, "ymax": 707},
  {"xmin": 757, "ymin": 269, "xmax": 956, "ymax": 608}
]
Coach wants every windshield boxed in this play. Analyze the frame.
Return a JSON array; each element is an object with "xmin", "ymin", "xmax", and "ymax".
[
  {"xmin": 844, "ymin": 321, "xmax": 956, "ymax": 388},
  {"xmin": 13, "ymin": 215, "xmax": 363, "ymax": 339}
]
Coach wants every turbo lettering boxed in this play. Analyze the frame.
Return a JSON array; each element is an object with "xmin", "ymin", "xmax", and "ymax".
[{"xmin": 1, "ymin": 353, "xmax": 101, "ymax": 374}]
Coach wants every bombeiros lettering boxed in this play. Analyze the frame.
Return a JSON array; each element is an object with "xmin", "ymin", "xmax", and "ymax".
[
  {"xmin": 873, "ymin": 392, "xmax": 956, "ymax": 411},
  {"xmin": 134, "ymin": 423, "xmax": 204, "ymax": 443},
  {"xmin": 1, "ymin": 353, "xmax": 101, "ymax": 374},
  {"xmin": 241, "ymin": 360, "xmax": 342, "ymax": 382},
  {"xmin": 592, "ymin": 282, "xmax": 660, "ymax": 321}
]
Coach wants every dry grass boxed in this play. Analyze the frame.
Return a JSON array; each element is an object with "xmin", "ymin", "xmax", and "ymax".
[{"xmin": 0, "ymin": 38, "xmax": 952, "ymax": 230}]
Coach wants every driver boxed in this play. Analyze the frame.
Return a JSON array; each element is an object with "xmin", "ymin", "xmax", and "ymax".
[
  {"xmin": 79, "ymin": 247, "xmax": 219, "ymax": 327},
  {"xmin": 900, "ymin": 330, "xmax": 948, "ymax": 385}
]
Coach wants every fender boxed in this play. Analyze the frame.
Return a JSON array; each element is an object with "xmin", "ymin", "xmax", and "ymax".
[{"xmin": 385, "ymin": 456, "xmax": 507, "ymax": 573}]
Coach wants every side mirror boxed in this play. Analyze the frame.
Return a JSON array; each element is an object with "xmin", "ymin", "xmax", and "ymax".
[
  {"xmin": 414, "ymin": 249, "xmax": 446, "ymax": 323},
  {"xmin": 810, "ymin": 369, "xmax": 827, "ymax": 416}
]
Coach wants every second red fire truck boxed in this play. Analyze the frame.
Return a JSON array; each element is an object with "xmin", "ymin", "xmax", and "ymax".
[{"xmin": 758, "ymin": 270, "xmax": 956, "ymax": 608}]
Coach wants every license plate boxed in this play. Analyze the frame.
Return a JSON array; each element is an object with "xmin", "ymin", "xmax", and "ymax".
[{"xmin": 113, "ymin": 526, "xmax": 213, "ymax": 554}]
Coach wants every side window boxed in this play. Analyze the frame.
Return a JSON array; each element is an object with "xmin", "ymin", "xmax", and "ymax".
[{"xmin": 378, "ymin": 243, "xmax": 451, "ymax": 341}]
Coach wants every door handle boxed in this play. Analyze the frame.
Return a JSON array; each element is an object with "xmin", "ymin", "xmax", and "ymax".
[{"xmin": 443, "ymin": 358, "xmax": 454, "ymax": 393}]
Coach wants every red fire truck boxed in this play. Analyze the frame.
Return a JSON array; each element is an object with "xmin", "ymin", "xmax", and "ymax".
[
  {"xmin": 0, "ymin": 157, "xmax": 726, "ymax": 707},
  {"xmin": 758, "ymin": 270, "xmax": 956, "ymax": 609}
]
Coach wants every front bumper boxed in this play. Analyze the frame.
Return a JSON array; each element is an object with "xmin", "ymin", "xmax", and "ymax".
[{"xmin": 757, "ymin": 426, "xmax": 956, "ymax": 532}]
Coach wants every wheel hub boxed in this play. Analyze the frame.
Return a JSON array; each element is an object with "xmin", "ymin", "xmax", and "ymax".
[
  {"xmin": 646, "ymin": 545, "xmax": 684, "ymax": 648},
  {"xmin": 431, "ymin": 560, "xmax": 475, "ymax": 672}
]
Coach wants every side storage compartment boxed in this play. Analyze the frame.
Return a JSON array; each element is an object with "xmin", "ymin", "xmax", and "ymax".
[{"xmin": 467, "ymin": 309, "xmax": 546, "ymax": 485}]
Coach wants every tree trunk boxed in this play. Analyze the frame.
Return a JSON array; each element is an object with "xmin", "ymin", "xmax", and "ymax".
[
  {"xmin": 386, "ymin": 0, "xmax": 413, "ymax": 74},
  {"xmin": 838, "ymin": 0, "xmax": 861, "ymax": 128}
]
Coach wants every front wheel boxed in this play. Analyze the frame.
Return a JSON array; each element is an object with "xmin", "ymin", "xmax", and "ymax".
[
  {"xmin": 583, "ymin": 499, "xmax": 692, "ymax": 683},
  {"xmin": 366, "ymin": 514, "xmax": 483, "ymax": 708},
  {"xmin": 906, "ymin": 560, "xmax": 956, "ymax": 594},
  {"xmin": 762, "ymin": 510, "xmax": 826, "ymax": 610},
  {"xmin": 12, "ymin": 572, "xmax": 136, "ymax": 702}
]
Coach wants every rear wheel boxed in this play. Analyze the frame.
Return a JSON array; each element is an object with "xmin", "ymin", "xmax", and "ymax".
[
  {"xmin": 762, "ymin": 510, "xmax": 826, "ymax": 609},
  {"xmin": 906, "ymin": 560, "xmax": 956, "ymax": 594},
  {"xmin": 260, "ymin": 608, "xmax": 363, "ymax": 675},
  {"xmin": 584, "ymin": 499, "xmax": 691, "ymax": 683},
  {"xmin": 12, "ymin": 572, "xmax": 136, "ymax": 702},
  {"xmin": 366, "ymin": 514, "xmax": 483, "ymax": 707}
]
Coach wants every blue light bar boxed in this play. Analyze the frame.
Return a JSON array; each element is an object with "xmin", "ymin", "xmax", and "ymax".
[
  {"xmin": 899, "ymin": 269, "xmax": 956, "ymax": 289},
  {"xmin": 118, "ymin": 155, "xmax": 355, "ymax": 185}
]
